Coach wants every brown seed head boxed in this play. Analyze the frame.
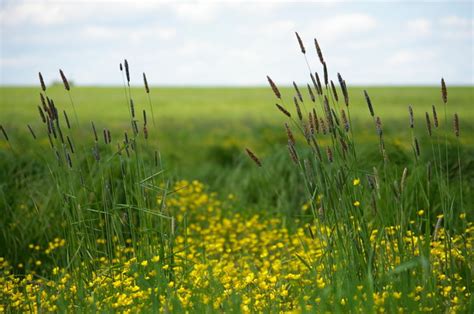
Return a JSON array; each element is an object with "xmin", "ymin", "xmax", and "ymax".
[
  {"xmin": 375, "ymin": 116, "xmax": 383, "ymax": 137},
  {"xmin": 59, "ymin": 69, "xmax": 70, "ymax": 91},
  {"xmin": 124, "ymin": 59, "xmax": 130, "ymax": 84},
  {"xmin": 453, "ymin": 113, "xmax": 459, "ymax": 137},
  {"xmin": 245, "ymin": 148, "xmax": 262, "ymax": 167},
  {"xmin": 293, "ymin": 81, "xmax": 303, "ymax": 102},
  {"xmin": 432, "ymin": 105, "xmax": 439, "ymax": 128},
  {"xmin": 364, "ymin": 90, "xmax": 374, "ymax": 117},
  {"xmin": 295, "ymin": 32, "xmax": 306, "ymax": 54},
  {"xmin": 294, "ymin": 96, "xmax": 303, "ymax": 120},
  {"xmin": 441, "ymin": 78, "xmax": 447, "ymax": 104},
  {"xmin": 143, "ymin": 72, "xmax": 150, "ymax": 93},
  {"xmin": 307, "ymin": 84, "xmax": 315, "ymax": 102},
  {"xmin": 315, "ymin": 72, "xmax": 323, "ymax": 95},
  {"xmin": 38, "ymin": 106, "xmax": 46, "ymax": 123},
  {"xmin": 341, "ymin": 109, "xmax": 349, "ymax": 132},
  {"xmin": 330, "ymin": 80, "xmax": 338, "ymax": 102},
  {"xmin": 285, "ymin": 123, "xmax": 295, "ymax": 145},
  {"xmin": 314, "ymin": 38, "xmax": 324, "ymax": 64},
  {"xmin": 63, "ymin": 110, "xmax": 71, "ymax": 129},
  {"xmin": 425, "ymin": 112, "xmax": 432, "ymax": 136},
  {"xmin": 38, "ymin": 72, "xmax": 46, "ymax": 91},
  {"xmin": 326, "ymin": 146, "xmax": 333, "ymax": 163},
  {"xmin": 322, "ymin": 62, "xmax": 328, "ymax": 86},
  {"xmin": 288, "ymin": 141, "xmax": 299, "ymax": 164},
  {"xmin": 408, "ymin": 105, "xmax": 414, "ymax": 128},
  {"xmin": 267, "ymin": 76, "xmax": 281, "ymax": 99},
  {"xmin": 275, "ymin": 104, "xmax": 291, "ymax": 118}
]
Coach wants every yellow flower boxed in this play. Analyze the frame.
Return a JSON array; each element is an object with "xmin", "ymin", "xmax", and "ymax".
[
  {"xmin": 353, "ymin": 178, "xmax": 361, "ymax": 186},
  {"xmin": 140, "ymin": 260, "xmax": 148, "ymax": 267},
  {"xmin": 353, "ymin": 201, "xmax": 360, "ymax": 207},
  {"xmin": 459, "ymin": 213, "xmax": 466, "ymax": 219},
  {"xmin": 417, "ymin": 210, "xmax": 424, "ymax": 216}
]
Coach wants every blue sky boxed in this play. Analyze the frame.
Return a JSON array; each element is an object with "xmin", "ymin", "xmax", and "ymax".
[{"xmin": 0, "ymin": 0, "xmax": 472, "ymax": 86}]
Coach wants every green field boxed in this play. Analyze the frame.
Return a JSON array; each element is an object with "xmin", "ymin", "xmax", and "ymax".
[{"xmin": 1, "ymin": 85, "xmax": 473, "ymax": 312}]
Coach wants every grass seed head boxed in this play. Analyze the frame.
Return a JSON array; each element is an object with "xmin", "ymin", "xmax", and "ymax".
[
  {"xmin": 323, "ymin": 62, "xmax": 328, "ymax": 86},
  {"xmin": 124, "ymin": 59, "xmax": 130, "ymax": 84},
  {"xmin": 295, "ymin": 32, "xmax": 306, "ymax": 54},
  {"xmin": 275, "ymin": 103, "xmax": 291, "ymax": 118},
  {"xmin": 266, "ymin": 76, "xmax": 281, "ymax": 99},
  {"xmin": 441, "ymin": 77, "xmax": 447, "ymax": 104},
  {"xmin": 293, "ymin": 81, "xmax": 303, "ymax": 102},
  {"xmin": 245, "ymin": 148, "xmax": 262, "ymax": 167},
  {"xmin": 294, "ymin": 96, "xmax": 303, "ymax": 120},
  {"xmin": 432, "ymin": 105, "xmax": 439, "ymax": 128},
  {"xmin": 425, "ymin": 112, "xmax": 432, "ymax": 136},
  {"xmin": 315, "ymin": 72, "xmax": 323, "ymax": 95},
  {"xmin": 453, "ymin": 113, "xmax": 459, "ymax": 137},
  {"xmin": 330, "ymin": 80, "xmax": 338, "ymax": 102},
  {"xmin": 0, "ymin": 125, "xmax": 9, "ymax": 141},
  {"xmin": 307, "ymin": 84, "xmax": 315, "ymax": 102},
  {"xmin": 38, "ymin": 106, "xmax": 46, "ymax": 123},
  {"xmin": 143, "ymin": 72, "xmax": 150, "ymax": 93},
  {"xmin": 364, "ymin": 90, "xmax": 375, "ymax": 117},
  {"xmin": 59, "ymin": 69, "xmax": 70, "ymax": 91},
  {"xmin": 285, "ymin": 123, "xmax": 296, "ymax": 145},
  {"xmin": 314, "ymin": 38, "xmax": 324, "ymax": 64},
  {"xmin": 408, "ymin": 105, "xmax": 414, "ymax": 128},
  {"xmin": 288, "ymin": 141, "xmax": 299, "ymax": 164},
  {"xmin": 38, "ymin": 72, "xmax": 46, "ymax": 91}
]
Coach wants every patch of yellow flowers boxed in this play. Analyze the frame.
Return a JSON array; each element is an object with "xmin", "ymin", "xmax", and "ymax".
[{"xmin": 0, "ymin": 180, "xmax": 472, "ymax": 313}]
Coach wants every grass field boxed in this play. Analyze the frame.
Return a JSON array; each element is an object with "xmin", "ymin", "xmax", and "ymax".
[{"xmin": 0, "ymin": 83, "xmax": 473, "ymax": 312}]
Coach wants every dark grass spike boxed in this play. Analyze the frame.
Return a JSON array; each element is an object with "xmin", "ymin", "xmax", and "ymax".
[
  {"xmin": 47, "ymin": 133, "xmax": 54, "ymax": 149},
  {"xmin": 288, "ymin": 141, "xmax": 299, "ymax": 164},
  {"xmin": 453, "ymin": 113, "xmax": 459, "ymax": 137},
  {"xmin": 91, "ymin": 121, "xmax": 98, "ymax": 142},
  {"xmin": 67, "ymin": 136, "xmax": 75, "ymax": 154},
  {"xmin": 294, "ymin": 96, "xmax": 303, "ymax": 120},
  {"xmin": 143, "ymin": 110, "xmax": 147, "ymax": 126},
  {"xmin": 59, "ymin": 69, "xmax": 70, "ymax": 91},
  {"xmin": 337, "ymin": 73, "xmax": 349, "ymax": 106},
  {"xmin": 330, "ymin": 80, "xmax": 338, "ymax": 102},
  {"xmin": 154, "ymin": 150, "xmax": 159, "ymax": 167},
  {"xmin": 119, "ymin": 63, "xmax": 123, "ymax": 71},
  {"xmin": 107, "ymin": 129, "xmax": 111, "ymax": 144},
  {"xmin": 38, "ymin": 106, "xmax": 46, "ymax": 123},
  {"xmin": 55, "ymin": 119, "xmax": 64, "ymax": 143},
  {"xmin": 124, "ymin": 59, "xmax": 130, "ymax": 85},
  {"xmin": 38, "ymin": 72, "xmax": 47, "ymax": 91},
  {"xmin": 295, "ymin": 32, "xmax": 306, "ymax": 54},
  {"xmin": 432, "ymin": 105, "xmax": 439, "ymax": 128},
  {"xmin": 375, "ymin": 116, "xmax": 383, "ymax": 137},
  {"xmin": 0, "ymin": 125, "xmax": 9, "ymax": 141},
  {"xmin": 245, "ymin": 148, "xmax": 262, "ymax": 167},
  {"xmin": 323, "ymin": 96, "xmax": 333, "ymax": 130},
  {"xmin": 364, "ymin": 90, "xmax": 375, "ymax": 117},
  {"xmin": 307, "ymin": 84, "xmax": 315, "ymax": 102},
  {"xmin": 414, "ymin": 137, "xmax": 420, "ymax": 157},
  {"xmin": 143, "ymin": 73, "xmax": 150, "ymax": 94},
  {"xmin": 132, "ymin": 120, "xmax": 139, "ymax": 135},
  {"xmin": 310, "ymin": 73, "xmax": 318, "ymax": 94},
  {"xmin": 312, "ymin": 109, "xmax": 319, "ymax": 133},
  {"xmin": 425, "ymin": 112, "xmax": 432, "ymax": 136},
  {"xmin": 340, "ymin": 137, "xmax": 348, "ymax": 156},
  {"xmin": 326, "ymin": 146, "xmax": 333, "ymax": 163},
  {"xmin": 315, "ymin": 72, "xmax": 323, "ymax": 95},
  {"xmin": 266, "ymin": 76, "xmax": 281, "ymax": 99},
  {"xmin": 308, "ymin": 112, "xmax": 315, "ymax": 135},
  {"xmin": 285, "ymin": 123, "xmax": 295, "ymax": 145},
  {"xmin": 441, "ymin": 78, "xmax": 447, "ymax": 104},
  {"xmin": 408, "ymin": 105, "xmax": 414, "ymax": 129},
  {"xmin": 66, "ymin": 152, "xmax": 72, "ymax": 168},
  {"xmin": 124, "ymin": 132, "xmax": 129, "ymax": 144},
  {"xmin": 46, "ymin": 117, "xmax": 52, "ymax": 134},
  {"xmin": 63, "ymin": 110, "xmax": 71, "ymax": 129},
  {"xmin": 331, "ymin": 108, "xmax": 340, "ymax": 127},
  {"xmin": 275, "ymin": 104, "xmax": 291, "ymax": 118},
  {"xmin": 341, "ymin": 109, "xmax": 349, "ymax": 132},
  {"xmin": 293, "ymin": 82, "xmax": 303, "ymax": 102},
  {"xmin": 40, "ymin": 93, "xmax": 47, "ymax": 110},
  {"xmin": 103, "ymin": 129, "xmax": 108, "ymax": 144},
  {"xmin": 314, "ymin": 38, "xmax": 324, "ymax": 64},
  {"xmin": 130, "ymin": 99, "xmax": 135, "ymax": 118},
  {"xmin": 144, "ymin": 125, "xmax": 148, "ymax": 139},
  {"xmin": 320, "ymin": 117, "xmax": 327, "ymax": 135},
  {"xmin": 323, "ymin": 62, "xmax": 328, "ymax": 86}
]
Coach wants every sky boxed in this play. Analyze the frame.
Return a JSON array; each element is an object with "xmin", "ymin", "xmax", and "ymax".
[{"xmin": 0, "ymin": 0, "xmax": 473, "ymax": 86}]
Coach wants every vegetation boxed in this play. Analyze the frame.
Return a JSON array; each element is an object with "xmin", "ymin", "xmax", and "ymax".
[{"xmin": 0, "ymin": 34, "xmax": 472, "ymax": 312}]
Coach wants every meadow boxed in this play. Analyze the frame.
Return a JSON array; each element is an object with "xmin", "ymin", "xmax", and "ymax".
[{"xmin": 0, "ymin": 60, "xmax": 473, "ymax": 312}]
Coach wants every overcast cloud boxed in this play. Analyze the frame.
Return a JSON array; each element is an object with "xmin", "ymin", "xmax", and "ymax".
[{"xmin": 0, "ymin": 0, "xmax": 472, "ymax": 86}]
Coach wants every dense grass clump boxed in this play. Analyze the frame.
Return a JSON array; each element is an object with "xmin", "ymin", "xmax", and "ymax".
[{"xmin": 0, "ymin": 35, "xmax": 473, "ymax": 313}]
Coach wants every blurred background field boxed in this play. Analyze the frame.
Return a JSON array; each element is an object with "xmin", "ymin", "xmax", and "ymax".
[{"xmin": 1, "ymin": 85, "xmax": 473, "ymax": 224}]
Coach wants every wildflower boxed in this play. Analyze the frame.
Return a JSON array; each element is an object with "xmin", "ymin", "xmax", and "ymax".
[
  {"xmin": 140, "ymin": 260, "xmax": 148, "ymax": 267},
  {"xmin": 459, "ymin": 213, "xmax": 466, "ymax": 219},
  {"xmin": 353, "ymin": 178, "xmax": 360, "ymax": 186},
  {"xmin": 353, "ymin": 201, "xmax": 360, "ymax": 207},
  {"xmin": 418, "ymin": 210, "xmax": 424, "ymax": 216}
]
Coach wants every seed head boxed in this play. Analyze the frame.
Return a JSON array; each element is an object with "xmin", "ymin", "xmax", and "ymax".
[
  {"xmin": 275, "ymin": 104, "xmax": 291, "ymax": 118},
  {"xmin": 432, "ymin": 105, "xmax": 439, "ymax": 128},
  {"xmin": 408, "ymin": 105, "xmax": 414, "ymax": 129},
  {"xmin": 307, "ymin": 84, "xmax": 315, "ymax": 102},
  {"xmin": 453, "ymin": 113, "xmax": 459, "ymax": 137},
  {"xmin": 322, "ymin": 62, "xmax": 328, "ymax": 86},
  {"xmin": 314, "ymin": 38, "xmax": 324, "ymax": 64},
  {"xmin": 245, "ymin": 148, "xmax": 262, "ymax": 167},
  {"xmin": 425, "ymin": 112, "xmax": 432, "ymax": 136},
  {"xmin": 143, "ymin": 72, "xmax": 150, "ymax": 93},
  {"xmin": 330, "ymin": 80, "xmax": 338, "ymax": 102},
  {"xmin": 266, "ymin": 76, "xmax": 281, "ymax": 99},
  {"xmin": 59, "ymin": 69, "xmax": 70, "ymax": 91},
  {"xmin": 294, "ymin": 96, "xmax": 303, "ymax": 121},
  {"xmin": 285, "ymin": 123, "xmax": 295, "ymax": 145},
  {"xmin": 38, "ymin": 72, "xmax": 46, "ymax": 91},
  {"xmin": 293, "ymin": 81, "xmax": 303, "ymax": 102},
  {"xmin": 441, "ymin": 78, "xmax": 447, "ymax": 104},
  {"xmin": 295, "ymin": 32, "xmax": 306, "ymax": 54},
  {"xmin": 288, "ymin": 141, "xmax": 299, "ymax": 164},
  {"xmin": 315, "ymin": 72, "xmax": 323, "ymax": 95},
  {"xmin": 124, "ymin": 59, "xmax": 130, "ymax": 84},
  {"xmin": 364, "ymin": 90, "xmax": 374, "ymax": 117}
]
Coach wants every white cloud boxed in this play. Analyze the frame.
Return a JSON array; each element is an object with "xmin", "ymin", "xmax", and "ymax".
[
  {"xmin": 310, "ymin": 13, "xmax": 377, "ymax": 41},
  {"xmin": 407, "ymin": 18, "xmax": 432, "ymax": 36},
  {"xmin": 387, "ymin": 50, "xmax": 436, "ymax": 67}
]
